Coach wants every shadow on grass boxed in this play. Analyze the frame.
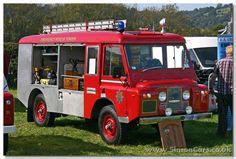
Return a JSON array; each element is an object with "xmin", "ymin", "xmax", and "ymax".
[
  {"xmin": 55, "ymin": 118, "xmax": 162, "ymax": 146},
  {"xmin": 54, "ymin": 117, "xmax": 232, "ymax": 148},
  {"xmin": 14, "ymin": 97, "xmax": 26, "ymax": 112},
  {"xmin": 55, "ymin": 118, "xmax": 99, "ymax": 134},
  {"xmin": 8, "ymin": 135, "xmax": 119, "ymax": 156}
]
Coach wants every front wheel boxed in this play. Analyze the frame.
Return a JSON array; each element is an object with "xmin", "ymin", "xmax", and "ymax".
[
  {"xmin": 98, "ymin": 106, "xmax": 126, "ymax": 144},
  {"xmin": 33, "ymin": 94, "xmax": 55, "ymax": 126}
]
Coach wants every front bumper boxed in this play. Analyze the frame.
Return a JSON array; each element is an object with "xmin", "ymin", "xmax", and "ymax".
[
  {"xmin": 4, "ymin": 125, "xmax": 16, "ymax": 134},
  {"xmin": 139, "ymin": 112, "xmax": 212, "ymax": 125}
]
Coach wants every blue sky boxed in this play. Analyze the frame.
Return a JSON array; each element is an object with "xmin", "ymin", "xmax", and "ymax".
[{"xmin": 127, "ymin": 3, "xmax": 218, "ymax": 11}]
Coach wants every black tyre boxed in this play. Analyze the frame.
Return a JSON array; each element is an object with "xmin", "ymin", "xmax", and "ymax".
[
  {"xmin": 98, "ymin": 106, "xmax": 126, "ymax": 144},
  {"xmin": 4, "ymin": 134, "xmax": 8, "ymax": 155},
  {"xmin": 33, "ymin": 94, "xmax": 55, "ymax": 126}
]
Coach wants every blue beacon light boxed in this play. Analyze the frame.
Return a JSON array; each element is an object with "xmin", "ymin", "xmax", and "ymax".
[{"xmin": 117, "ymin": 21, "xmax": 125, "ymax": 33}]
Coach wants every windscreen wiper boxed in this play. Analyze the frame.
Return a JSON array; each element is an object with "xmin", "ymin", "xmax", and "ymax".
[{"xmin": 141, "ymin": 66, "xmax": 162, "ymax": 72}]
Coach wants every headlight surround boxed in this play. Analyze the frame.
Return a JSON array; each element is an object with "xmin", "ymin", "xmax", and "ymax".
[
  {"xmin": 165, "ymin": 108, "xmax": 172, "ymax": 116},
  {"xmin": 5, "ymin": 99, "xmax": 12, "ymax": 105},
  {"xmin": 158, "ymin": 92, "xmax": 167, "ymax": 102},
  {"xmin": 185, "ymin": 106, "xmax": 193, "ymax": 114},
  {"xmin": 182, "ymin": 90, "xmax": 190, "ymax": 100}
]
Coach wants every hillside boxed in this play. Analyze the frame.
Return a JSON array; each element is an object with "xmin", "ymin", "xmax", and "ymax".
[{"xmin": 182, "ymin": 4, "xmax": 232, "ymax": 29}]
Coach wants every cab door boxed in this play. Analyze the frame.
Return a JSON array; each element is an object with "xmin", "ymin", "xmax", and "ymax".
[
  {"xmin": 100, "ymin": 45, "xmax": 128, "ymax": 117},
  {"xmin": 84, "ymin": 45, "xmax": 101, "ymax": 118}
]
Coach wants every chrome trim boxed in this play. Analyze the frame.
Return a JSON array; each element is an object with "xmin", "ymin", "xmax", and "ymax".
[
  {"xmin": 87, "ymin": 91, "xmax": 96, "ymax": 94},
  {"xmin": 169, "ymin": 99, "xmax": 180, "ymax": 103},
  {"xmin": 4, "ymin": 125, "xmax": 16, "ymax": 134},
  {"xmin": 118, "ymin": 116, "xmax": 129, "ymax": 123},
  {"xmin": 86, "ymin": 87, "xmax": 96, "ymax": 94},
  {"xmin": 101, "ymin": 80, "xmax": 122, "ymax": 84},
  {"xmin": 139, "ymin": 112, "xmax": 212, "ymax": 125}
]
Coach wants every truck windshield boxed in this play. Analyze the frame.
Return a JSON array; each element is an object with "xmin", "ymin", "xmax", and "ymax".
[
  {"xmin": 125, "ymin": 44, "xmax": 190, "ymax": 71},
  {"xmin": 194, "ymin": 47, "xmax": 217, "ymax": 67}
]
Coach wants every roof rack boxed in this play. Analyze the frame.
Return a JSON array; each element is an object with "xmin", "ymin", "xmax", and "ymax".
[{"xmin": 43, "ymin": 19, "xmax": 127, "ymax": 33}]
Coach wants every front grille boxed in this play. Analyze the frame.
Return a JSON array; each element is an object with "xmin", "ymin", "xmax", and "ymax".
[{"xmin": 167, "ymin": 88, "xmax": 184, "ymax": 112}]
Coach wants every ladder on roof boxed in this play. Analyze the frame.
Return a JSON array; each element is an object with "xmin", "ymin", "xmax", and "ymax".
[{"xmin": 43, "ymin": 19, "xmax": 127, "ymax": 33}]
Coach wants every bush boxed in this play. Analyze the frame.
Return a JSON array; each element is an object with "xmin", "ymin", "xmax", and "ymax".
[{"xmin": 4, "ymin": 42, "xmax": 18, "ymax": 88}]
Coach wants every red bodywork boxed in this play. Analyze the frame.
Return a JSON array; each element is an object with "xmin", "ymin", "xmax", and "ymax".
[
  {"xmin": 19, "ymin": 31, "xmax": 209, "ymax": 123},
  {"xmin": 4, "ymin": 92, "xmax": 15, "ymax": 126}
]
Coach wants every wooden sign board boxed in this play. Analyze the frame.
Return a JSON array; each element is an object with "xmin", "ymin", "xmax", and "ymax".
[{"xmin": 158, "ymin": 120, "xmax": 186, "ymax": 150}]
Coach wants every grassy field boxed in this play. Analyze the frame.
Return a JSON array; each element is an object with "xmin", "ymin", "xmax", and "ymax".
[{"xmin": 7, "ymin": 89, "xmax": 233, "ymax": 156}]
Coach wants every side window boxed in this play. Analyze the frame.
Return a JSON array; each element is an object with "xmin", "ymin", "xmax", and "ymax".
[
  {"xmin": 103, "ymin": 46, "xmax": 125, "ymax": 76},
  {"xmin": 152, "ymin": 46, "xmax": 163, "ymax": 64},
  {"xmin": 87, "ymin": 47, "xmax": 98, "ymax": 75}
]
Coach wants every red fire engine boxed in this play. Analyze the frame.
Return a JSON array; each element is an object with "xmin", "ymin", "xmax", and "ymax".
[{"xmin": 17, "ymin": 20, "xmax": 212, "ymax": 144}]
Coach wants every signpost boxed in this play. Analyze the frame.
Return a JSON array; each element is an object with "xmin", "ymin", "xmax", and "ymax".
[{"xmin": 158, "ymin": 121, "xmax": 186, "ymax": 150}]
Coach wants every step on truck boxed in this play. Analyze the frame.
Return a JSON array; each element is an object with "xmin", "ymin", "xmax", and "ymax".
[{"xmin": 17, "ymin": 19, "xmax": 212, "ymax": 144}]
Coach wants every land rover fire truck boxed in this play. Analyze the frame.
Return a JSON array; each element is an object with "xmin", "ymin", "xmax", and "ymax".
[{"xmin": 17, "ymin": 20, "xmax": 212, "ymax": 144}]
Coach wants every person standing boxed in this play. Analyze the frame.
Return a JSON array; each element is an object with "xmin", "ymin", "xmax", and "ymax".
[{"xmin": 209, "ymin": 44, "xmax": 233, "ymax": 137}]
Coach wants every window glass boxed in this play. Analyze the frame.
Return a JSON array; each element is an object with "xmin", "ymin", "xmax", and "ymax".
[
  {"xmin": 167, "ymin": 45, "xmax": 188, "ymax": 68},
  {"xmin": 87, "ymin": 47, "xmax": 98, "ymax": 75},
  {"xmin": 125, "ymin": 44, "xmax": 190, "ymax": 70},
  {"xmin": 125, "ymin": 45, "xmax": 163, "ymax": 70},
  {"xmin": 194, "ymin": 47, "xmax": 217, "ymax": 67},
  {"xmin": 152, "ymin": 47, "xmax": 163, "ymax": 64},
  {"xmin": 103, "ymin": 46, "xmax": 125, "ymax": 76}
]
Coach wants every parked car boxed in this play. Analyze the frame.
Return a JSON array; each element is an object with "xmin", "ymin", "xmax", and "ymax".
[
  {"xmin": 185, "ymin": 37, "xmax": 217, "ymax": 85},
  {"xmin": 4, "ymin": 76, "xmax": 15, "ymax": 155}
]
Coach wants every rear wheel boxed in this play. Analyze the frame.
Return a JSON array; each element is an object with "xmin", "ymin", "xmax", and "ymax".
[
  {"xmin": 3, "ymin": 134, "xmax": 8, "ymax": 155},
  {"xmin": 33, "ymin": 94, "xmax": 55, "ymax": 126},
  {"xmin": 98, "ymin": 106, "xmax": 126, "ymax": 144}
]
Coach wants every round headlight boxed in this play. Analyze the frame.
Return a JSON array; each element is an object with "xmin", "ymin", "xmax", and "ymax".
[
  {"xmin": 185, "ymin": 106, "xmax": 193, "ymax": 114},
  {"xmin": 159, "ymin": 92, "xmax": 167, "ymax": 102},
  {"xmin": 6, "ymin": 100, "xmax": 12, "ymax": 105},
  {"xmin": 183, "ymin": 90, "xmax": 190, "ymax": 100},
  {"xmin": 165, "ymin": 108, "xmax": 172, "ymax": 116}
]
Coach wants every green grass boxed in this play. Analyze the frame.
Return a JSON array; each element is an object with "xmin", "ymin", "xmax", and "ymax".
[{"xmin": 7, "ymin": 89, "xmax": 232, "ymax": 156}]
